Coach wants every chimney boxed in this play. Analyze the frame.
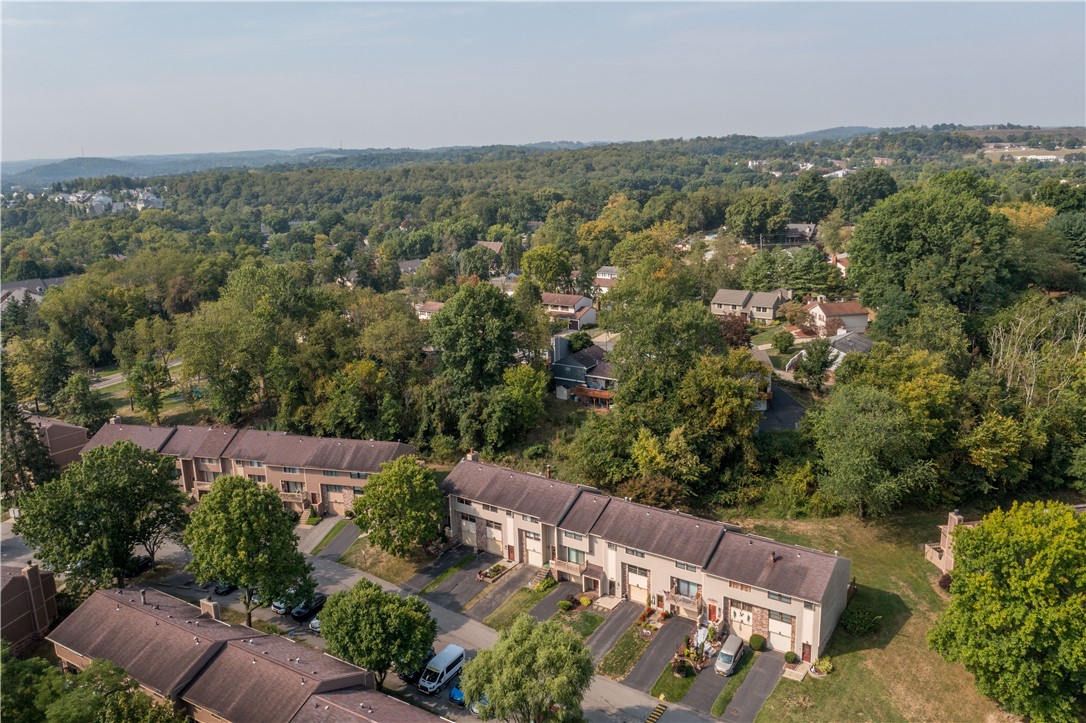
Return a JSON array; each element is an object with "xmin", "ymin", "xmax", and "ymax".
[
  {"xmin": 544, "ymin": 464, "xmax": 552, "ymax": 479},
  {"xmin": 466, "ymin": 449, "xmax": 479, "ymax": 463},
  {"xmin": 140, "ymin": 590, "xmax": 146, "ymax": 605},
  {"xmin": 769, "ymin": 551, "xmax": 777, "ymax": 564},
  {"xmin": 199, "ymin": 598, "xmax": 221, "ymax": 621}
]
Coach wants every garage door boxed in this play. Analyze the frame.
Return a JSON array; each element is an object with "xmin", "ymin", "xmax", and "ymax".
[
  {"xmin": 627, "ymin": 571, "xmax": 649, "ymax": 606},
  {"xmin": 730, "ymin": 602, "xmax": 753, "ymax": 638},
  {"xmin": 768, "ymin": 618, "xmax": 792, "ymax": 652},
  {"xmin": 525, "ymin": 533, "xmax": 543, "ymax": 567},
  {"xmin": 461, "ymin": 515, "xmax": 477, "ymax": 548},
  {"xmin": 485, "ymin": 521, "xmax": 503, "ymax": 555}
]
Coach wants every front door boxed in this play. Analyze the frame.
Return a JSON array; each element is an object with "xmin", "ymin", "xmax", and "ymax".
[
  {"xmin": 802, "ymin": 643, "xmax": 811, "ymax": 662},
  {"xmin": 507, "ymin": 544, "xmax": 514, "ymax": 561}
]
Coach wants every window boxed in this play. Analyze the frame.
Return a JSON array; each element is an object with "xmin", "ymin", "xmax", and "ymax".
[
  {"xmin": 607, "ymin": 543, "xmax": 616, "ymax": 551},
  {"xmin": 732, "ymin": 600, "xmax": 753, "ymax": 612},
  {"xmin": 521, "ymin": 514, "xmax": 539, "ymax": 524},
  {"xmin": 525, "ymin": 531, "xmax": 541, "ymax": 541},
  {"xmin": 804, "ymin": 601, "xmax": 814, "ymax": 610},
  {"xmin": 349, "ymin": 472, "xmax": 365, "ymax": 480},
  {"xmin": 248, "ymin": 474, "xmax": 266, "ymax": 483},
  {"xmin": 248, "ymin": 460, "xmax": 264, "ymax": 468},
  {"xmin": 456, "ymin": 497, "xmax": 470, "ymax": 505},
  {"xmin": 282, "ymin": 467, "xmax": 300, "ymax": 475},
  {"xmin": 566, "ymin": 548, "xmax": 586, "ymax": 564},
  {"xmin": 324, "ymin": 484, "xmax": 346, "ymax": 494},
  {"xmin": 482, "ymin": 503, "xmax": 499, "ymax": 513},
  {"xmin": 768, "ymin": 592, "xmax": 792, "ymax": 604},
  {"xmin": 564, "ymin": 531, "xmax": 584, "ymax": 541},
  {"xmin": 283, "ymin": 482, "xmax": 303, "ymax": 494},
  {"xmin": 625, "ymin": 547, "xmax": 645, "ymax": 558},
  {"xmin": 675, "ymin": 561, "xmax": 696, "ymax": 572},
  {"xmin": 322, "ymin": 470, "xmax": 339, "ymax": 477},
  {"xmin": 506, "ymin": 510, "xmax": 513, "ymax": 517},
  {"xmin": 627, "ymin": 564, "xmax": 648, "ymax": 577},
  {"xmin": 769, "ymin": 611, "xmax": 794, "ymax": 624},
  {"xmin": 197, "ymin": 457, "xmax": 217, "ymax": 465},
  {"xmin": 729, "ymin": 581, "xmax": 752, "ymax": 592},
  {"xmin": 461, "ymin": 514, "xmax": 476, "ymax": 523},
  {"xmin": 672, "ymin": 578, "xmax": 698, "ymax": 597},
  {"xmin": 352, "ymin": 488, "xmax": 363, "ymax": 495},
  {"xmin": 485, "ymin": 520, "xmax": 501, "ymax": 530}
]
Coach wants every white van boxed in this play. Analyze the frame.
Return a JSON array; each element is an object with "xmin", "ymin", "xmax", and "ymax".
[
  {"xmin": 715, "ymin": 634, "xmax": 745, "ymax": 676},
  {"xmin": 417, "ymin": 644, "xmax": 465, "ymax": 694}
]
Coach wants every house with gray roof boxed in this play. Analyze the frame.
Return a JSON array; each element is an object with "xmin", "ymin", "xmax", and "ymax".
[
  {"xmin": 550, "ymin": 337, "xmax": 616, "ymax": 411},
  {"xmin": 441, "ymin": 457, "xmax": 851, "ymax": 663},
  {"xmin": 710, "ymin": 288, "xmax": 791, "ymax": 323}
]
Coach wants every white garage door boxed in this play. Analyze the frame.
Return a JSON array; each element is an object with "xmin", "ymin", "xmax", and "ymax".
[
  {"xmin": 525, "ymin": 533, "xmax": 543, "ymax": 567},
  {"xmin": 461, "ymin": 516, "xmax": 477, "ymax": 548},
  {"xmin": 627, "ymin": 571, "xmax": 649, "ymax": 606},
  {"xmin": 768, "ymin": 618, "xmax": 792, "ymax": 652},
  {"xmin": 485, "ymin": 521, "xmax": 503, "ymax": 555}
]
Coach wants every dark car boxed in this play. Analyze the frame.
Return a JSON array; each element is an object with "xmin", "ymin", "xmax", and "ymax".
[
  {"xmin": 125, "ymin": 555, "xmax": 152, "ymax": 577},
  {"xmin": 213, "ymin": 581, "xmax": 238, "ymax": 596},
  {"xmin": 290, "ymin": 592, "xmax": 327, "ymax": 620},
  {"xmin": 397, "ymin": 648, "xmax": 436, "ymax": 685},
  {"xmin": 449, "ymin": 684, "xmax": 465, "ymax": 707}
]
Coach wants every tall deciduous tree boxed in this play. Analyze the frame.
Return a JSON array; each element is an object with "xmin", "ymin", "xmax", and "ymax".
[
  {"xmin": 352, "ymin": 456, "xmax": 443, "ymax": 557},
  {"xmin": 459, "ymin": 245, "xmax": 500, "ymax": 280},
  {"xmin": 321, "ymin": 579, "xmax": 437, "ymax": 690},
  {"xmin": 13, "ymin": 441, "xmax": 180, "ymax": 590},
  {"xmin": 460, "ymin": 614, "xmax": 594, "ymax": 723},
  {"xmin": 53, "ymin": 373, "xmax": 113, "ymax": 432},
  {"xmin": 429, "ymin": 281, "xmax": 517, "ymax": 393},
  {"xmin": 833, "ymin": 166, "xmax": 898, "ymax": 222},
  {"xmin": 787, "ymin": 170, "xmax": 836, "ymax": 223},
  {"xmin": 725, "ymin": 189, "xmax": 788, "ymax": 243},
  {"xmin": 929, "ymin": 501, "xmax": 1086, "ymax": 723},
  {"xmin": 184, "ymin": 475, "xmax": 312, "ymax": 627},
  {"xmin": 0, "ymin": 369, "xmax": 58, "ymax": 498},
  {"xmin": 794, "ymin": 337, "xmax": 833, "ymax": 391},
  {"xmin": 521, "ymin": 244, "xmax": 573, "ymax": 292},
  {"xmin": 127, "ymin": 360, "xmax": 173, "ymax": 425}
]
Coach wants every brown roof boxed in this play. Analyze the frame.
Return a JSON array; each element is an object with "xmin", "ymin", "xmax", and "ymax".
[
  {"xmin": 82, "ymin": 424, "xmax": 175, "ymax": 455},
  {"xmin": 223, "ymin": 430, "xmax": 415, "ymax": 472},
  {"xmin": 557, "ymin": 492, "xmax": 610, "ymax": 534},
  {"xmin": 160, "ymin": 426, "xmax": 240, "ymax": 460},
  {"xmin": 418, "ymin": 301, "xmax": 445, "ymax": 314},
  {"xmin": 442, "ymin": 461, "xmax": 584, "ymax": 524},
  {"xmin": 292, "ymin": 687, "xmax": 442, "ymax": 722},
  {"xmin": 541, "ymin": 293, "xmax": 586, "ymax": 307},
  {"xmin": 588, "ymin": 498, "xmax": 728, "ymax": 567},
  {"xmin": 704, "ymin": 533, "xmax": 848, "ymax": 603},
  {"xmin": 47, "ymin": 588, "xmax": 248, "ymax": 698},
  {"xmin": 474, "ymin": 240, "xmax": 503, "ymax": 255},
  {"xmin": 182, "ymin": 636, "xmax": 368, "ymax": 722},
  {"xmin": 802, "ymin": 300, "xmax": 869, "ymax": 317}
]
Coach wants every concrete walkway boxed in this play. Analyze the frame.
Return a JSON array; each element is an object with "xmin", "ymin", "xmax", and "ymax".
[
  {"xmin": 465, "ymin": 563, "xmax": 536, "ymax": 622},
  {"xmin": 297, "ymin": 515, "xmax": 342, "ymax": 555},
  {"xmin": 722, "ymin": 651, "xmax": 784, "ymax": 723},
  {"xmin": 586, "ymin": 600, "xmax": 641, "ymax": 662},
  {"xmin": 528, "ymin": 580, "xmax": 578, "ymax": 622},
  {"xmin": 623, "ymin": 618, "xmax": 690, "ymax": 692}
]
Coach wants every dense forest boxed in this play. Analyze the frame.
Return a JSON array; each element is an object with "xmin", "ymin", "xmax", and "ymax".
[{"xmin": 3, "ymin": 126, "xmax": 1085, "ymax": 522}]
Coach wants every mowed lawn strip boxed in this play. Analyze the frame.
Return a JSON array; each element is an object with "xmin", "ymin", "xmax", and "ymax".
[
  {"xmin": 559, "ymin": 609, "xmax": 604, "ymax": 639},
  {"xmin": 710, "ymin": 650, "xmax": 757, "ymax": 717},
  {"xmin": 482, "ymin": 587, "xmax": 549, "ymax": 632},
  {"xmin": 649, "ymin": 661, "xmax": 696, "ymax": 702},
  {"xmin": 596, "ymin": 622, "xmax": 651, "ymax": 679},
  {"xmin": 750, "ymin": 512, "xmax": 1007, "ymax": 722},
  {"xmin": 310, "ymin": 519, "xmax": 349, "ymax": 556},
  {"xmin": 338, "ymin": 536, "xmax": 430, "ymax": 586},
  {"xmin": 420, "ymin": 553, "xmax": 476, "ymax": 595}
]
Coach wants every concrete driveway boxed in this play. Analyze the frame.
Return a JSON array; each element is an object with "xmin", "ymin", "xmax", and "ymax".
[
  {"xmin": 622, "ymin": 618, "xmax": 691, "ymax": 692},
  {"xmin": 464, "ymin": 563, "xmax": 535, "ymax": 622},
  {"xmin": 586, "ymin": 600, "xmax": 641, "ymax": 662},
  {"xmin": 722, "ymin": 652, "xmax": 784, "ymax": 723}
]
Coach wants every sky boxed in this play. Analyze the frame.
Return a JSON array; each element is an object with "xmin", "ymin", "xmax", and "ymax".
[{"xmin": 2, "ymin": 2, "xmax": 1084, "ymax": 161}]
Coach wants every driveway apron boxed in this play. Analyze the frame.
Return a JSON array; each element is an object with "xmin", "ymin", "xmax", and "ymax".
[
  {"xmin": 722, "ymin": 652, "xmax": 784, "ymax": 723},
  {"xmin": 622, "ymin": 618, "xmax": 692, "ymax": 692},
  {"xmin": 586, "ymin": 600, "xmax": 641, "ymax": 662},
  {"xmin": 465, "ymin": 563, "xmax": 536, "ymax": 621},
  {"xmin": 421, "ymin": 552, "xmax": 499, "ymax": 612},
  {"xmin": 316, "ymin": 523, "xmax": 360, "ymax": 560},
  {"xmin": 682, "ymin": 664, "xmax": 729, "ymax": 714},
  {"xmin": 401, "ymin": 546, "xmax": 476, "ymax": 596},
  {"xmin": 528, "ymin": 580, "xmax": 579, "ymax": 621}
]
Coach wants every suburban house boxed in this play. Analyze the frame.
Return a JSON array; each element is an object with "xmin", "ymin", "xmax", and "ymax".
[
  {"xmin": 488, "ymin": 271, "xmax": 521, "ymax": 296},
  {"xmin": 541, "ymin": 293, "xmax": 597, "ymax": 330},
  {"xmin": 48, "ymin": 588, "xmax": 439, "ymax": 722},
  {"xmin": 1, "ymin": 563, "xmax": 58, "ymax": 655},
  {"xmin": 550, "ymin": 336, "xmax": 616, "ymax": 411},
  {"xmin": 474, "ymin": 240, "xmax": 503, "ymax": 255},
  {"xmin": 829, "ymin": 253, "xmax": 850, "ymax": 277},
  {"xmin": 415, "ymin": 300, "xmax": 445, "ymax": 321},
  {"xmin": 29, "ymin": 415, "xmax": 89, "ymax": 468},
  {"xmin": 801, "ymin": 299, "xmax": 870, "ymax": 335},
  {"xmin": 81, "ymin": 424, "xmax": 416, "ymax": 516},
  {"xmin": 443, "ymin": 459, "xmax": 851, "ymax": 662},
  {"xmin": 710, "ymin": 288, "xmax": 791, "ymax": 323},
  {"xmin": 397, "ymin": 258, "xmax": 425, "ymax": 275},
  {"xmin": 784, "ymin": 223, "xmax": 817, "ymax": 244},
  {"xmin": 593, "ymin": 266, "xmax": 621, "ymax": 295},
  {"xmin": 0, "ymin": 276, "xmax": 68, "ymax": 317}
]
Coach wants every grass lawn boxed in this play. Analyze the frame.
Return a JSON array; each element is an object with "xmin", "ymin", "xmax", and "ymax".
[
  {"xmin": 421, "ymin": 553, "xmax": 476, "ymax": 595},
  {"xmin": 767, "ymin": 346, "xmax": 798, "ymax": 370},
  {"xmin": 749, "ymin": 328, "xmax": 783, "ymax": 347},
  {"xmin": 219, "ymin": 608, "xmax": 286, "ymax": 636},
  {"xmin": 558, "ymin": 608, "xmax": 604, "ymax": 639},
  {"xmin": 596, "ymin": 622, "xmax": 651, "ymax": 679},
  {"xmin": 711, "ymin": 651, "xmax": 757, "ymax": 716},
  {"xmin": 338, "ymin": 536, "xmax": 430, "ymax": 586},
  {"xmin": 649, "ymin": 660, "xmax": 697, "ymax": 702},
  {"xmin": 310, "ymin": 519, "xmax": 350, "ymax": 556},
  {"xmin": 748, "ymin": 512, "xmax": 1009, "ymax": 722},
  {"xmin": 482, "ymin": 587, "xmax": 549, "ymax": 632}
]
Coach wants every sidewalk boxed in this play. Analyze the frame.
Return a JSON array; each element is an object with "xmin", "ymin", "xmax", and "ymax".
[{"xmin": 297, "ymin": 515, "xmax": 341, "ymax": 555}]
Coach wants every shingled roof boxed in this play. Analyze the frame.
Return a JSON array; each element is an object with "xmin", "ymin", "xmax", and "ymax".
[
  {"xmin": 711, "ymin": 289, "xmax": 752, "ymax": 307},
  {"xmin": 160, "ymin": 426, "xmax": 240, "ymax": 460},
  {"xmin": 81, "ymin": 424, "xmax": 175, "ymax": 455},
  {"xmin": 704, "ymin": 533, "xmax": 848, "ymax": 603},
  {"xmin": 223, "ymin": 430, "xmax": 415, "ymax": 472},
  {"xmin": 556, "ymin": 491, "xmax": 610, "ymax": 534},
  {"xmin": 443, "ymin": 461, "xmax": 585, "ymax": 524},
  {"xmin": 587, "ymin": 497, "xmax": 730, "ymax": 567},
  {"xmin": 47, "ymin": 588, "xmax": 248, "ymax": 698},
  {"xmin": 291, "ymin": 687, "xmax": 441, "ymax": 722}
]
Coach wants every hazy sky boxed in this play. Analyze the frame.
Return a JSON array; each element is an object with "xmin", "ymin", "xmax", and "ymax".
[{"xmin": 3, "ymin": 2, "xmax": 1084, "ymax": 161}]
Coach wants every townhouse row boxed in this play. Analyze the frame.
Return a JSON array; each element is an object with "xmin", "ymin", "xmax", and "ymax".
[
  {"xmin": 82, "ymin": 423, "xmax": 416, "ymax": 516},
  {"xmin": 443, "ymin": 460, "xmax": 851, "ymax": 663}
]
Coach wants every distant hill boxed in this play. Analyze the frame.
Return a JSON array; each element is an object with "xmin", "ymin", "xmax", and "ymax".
[{"xmin": 778, "ymin": 126, "xmax": 884, "ymax": 143}]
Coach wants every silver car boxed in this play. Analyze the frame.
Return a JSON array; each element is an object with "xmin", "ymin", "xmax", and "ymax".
[{"xmin": 715, "ymin": 634, "xmax": 745, "ymax": 676}]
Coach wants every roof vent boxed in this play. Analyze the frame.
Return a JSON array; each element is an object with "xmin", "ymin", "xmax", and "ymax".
[{"xmin": 252, "ymin": 659, "xmax": 256, "ymax": 664}]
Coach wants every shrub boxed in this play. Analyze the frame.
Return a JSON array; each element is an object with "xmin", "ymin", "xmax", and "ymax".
[
  {"xmin": 772, "ymin": 330, "xmax": 795, "ymax": 354},
  {"xmin": 785, "ymin": 651, "xmax": 799, "ymax": 664},
  {"xmin": 840, "ymin": 605, "xmax": 882, "ymax": 636},
  {"xmin": 672, "ymin": 657, "xmax": 691, "ymax": 677},
  {"xmin": 524, "ymin": 444, "xmax": 548, "ymax": 460},
  {"xmin": 938, "ymin": 573, "xmax": 952, "ymax": 591},
  {"xmin": 814, "ymin": 656, "xmax": 833, "ymax": 674},
  {"xmin": 660, "ymin": 610, "xmax": 671, "ymax": 620},
  {"xmin": 580, "ymin": 596, "xmax": 591, "ymax": 607},
  {"xmin": 557, "ymin": 599, "xmax": 573, "ymax": 612},
  {"xmin": 749, "ymin": 634, "xmax": 766, "ymax": 651},
  {"xmin": 535, "ymin": 575, "xmax": 557, "ymax": 593}
]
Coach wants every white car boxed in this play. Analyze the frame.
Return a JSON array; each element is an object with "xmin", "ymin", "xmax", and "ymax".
[{"xmin": 309, "ymin": 616, "xmax": 321, "ymax": 634}]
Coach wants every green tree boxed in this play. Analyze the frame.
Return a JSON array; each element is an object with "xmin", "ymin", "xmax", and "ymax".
[
  {"xmin": 929, "ymin": 502, "xmax": 1086, "ymax": 722},
  {"xmin": 53, "ymin": 373, "xmax": 113, "ymax": 431},
  {"xmin": 429, "ymin": 282, "xmax": 518, "ymax": 393},
  {"xmin": 321, "ymin": 579, "xmax": 437, "ymax": 690},
  {"xmin": 184, "ymin": 475, "xmax": 313, "ymax": 627},
  {"xmin": 43, "ymin": 658, "xmax": 186, "ymax": 723},
  {"xmin": 521, "ymin": 244, "xmax": 573, "ymax": 292},
  {"xmin": 809, "ymin": 385, "xmax": 935, "ymax": 519},
  {"xmin": 1047, "ymin": 211, "xmax": 1086, "ymax": 275},
  {"xmin": 501, "ymin": 365, "xmax": 548, "ymax": 434},
  {"xmin": 13, "ymin": 440, "xmax": 180, "ymax": 591},
  {"xmin": 352, "ymin": 455, "xmax": 443, "ymax": 557},
  {"xmin": 725, "ymin": 189, "xmax": 788, "ymax": 243},
  {"xmin": 787, "ymin": 170, "xmax": 836, "ymax": 223},
  {"xmin": 794, "ymin": 337, "xmax": 833, "ymax": 391},
  {"xmin": 459, "ymin": 245, "xmax": 500, "ymax": 279},
  {"xmin": 1, "ymin": 369, "xmax": 58, "ymax": 498},
  {"xmin": 772, "ymin": 330, "xmax": 795, "ymax": 354},
  {"xmin": 460, "ymin": 614, "xmax": 593, "ymax": 723},
  {"xmin": 127, "ymin": 361, "xmax": 173, "ymax": 425},
  {"xmin": 833, "ymin": 166, "xmax": 898, "ymax": 222}
]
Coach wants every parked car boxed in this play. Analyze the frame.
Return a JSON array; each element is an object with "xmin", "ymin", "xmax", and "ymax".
[
  {"xmin": 449, "ymin": 684, "xmax": 465, "ymax": 707},
  {"xmin": 308, "ymin": 616, "xmax": 321, "ymax": 634},
  {"xmin": 418, "ymin": 644, "xmax": 465, "ymax": 695},
  {"xmin": 271, "ymin": 588, "xmax": 297, "ymax": 614},
  {"xmin": 213, "ymin": 581, "xmax": 237, "ymax": 596},
  {"xmin": 469, "ymin": 694, "xmax": 491, "ymax": 718},
  {"xmin": 715, "ymin": 634, "xmax": 745, "ymax": 676},
  {"xmin": 126, "ymin": 555, "xmax": 152, "ymax": 577},
  {"xmin": 397, "ymin": 648, "xmax": 436, "ymax": 685},
  {"xmin": 291, "ymin": 592, "xmax": 327, "ymax": 620}
]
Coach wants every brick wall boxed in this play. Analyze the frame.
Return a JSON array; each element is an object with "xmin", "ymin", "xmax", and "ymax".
[{"xmin": 753, "ymin": 605, "xmax": 769, "ymax": 638}]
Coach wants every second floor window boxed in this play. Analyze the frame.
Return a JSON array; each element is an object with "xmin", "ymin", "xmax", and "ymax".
[
  {"xmin": 282, "ymin": 482, "xmax": 303, "ymax": 494},
  {"xmin": 322, "ymin": 470, "xmax": 339, "ymax": 477},
  {"xmin": 282, "ymin": 467, "xmax": 300, "ymax": 475},
  {"xmin": 671, "ymin": 578, "xmax": 698, "ymax": 597},
  {"xmin": 566, "ymin": 548, "xmax": 586, "ymax": 564},
  {"xmin": 564, "ymin": 531, "xmax": 584, "ymax": 541}
]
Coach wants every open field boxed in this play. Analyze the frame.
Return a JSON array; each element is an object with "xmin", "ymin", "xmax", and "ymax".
[{"xmin": 747, "ymin": 511, "xmax": 1010, "ymax": 722}]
